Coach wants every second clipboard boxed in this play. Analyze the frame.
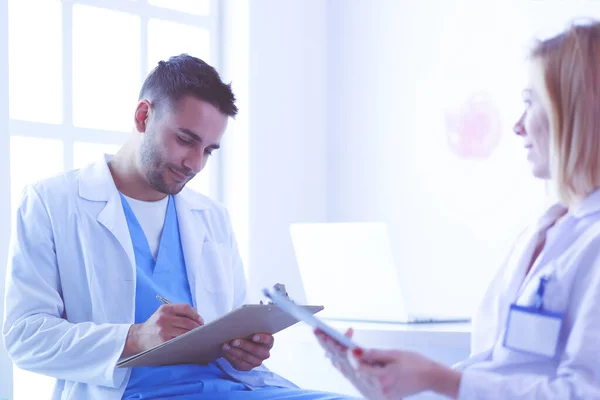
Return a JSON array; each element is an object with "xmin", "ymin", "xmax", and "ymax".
[{"xmin": 262, "ymin": 286, "xmax": 359, "ymax": 350}]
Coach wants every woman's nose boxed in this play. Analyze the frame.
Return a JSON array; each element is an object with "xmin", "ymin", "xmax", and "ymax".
[{"xmin": 513, "ymin": 112, "xmax": 526, "ymax": 136}]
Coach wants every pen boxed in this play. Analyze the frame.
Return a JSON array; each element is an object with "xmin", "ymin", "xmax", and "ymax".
[
  {"xmin": 156, "ymin": 295, "xmax": 203, "ymax": 326},
  {"xmin": 156, "ymin": 295, "xmax": 172, "ymax": 305}
]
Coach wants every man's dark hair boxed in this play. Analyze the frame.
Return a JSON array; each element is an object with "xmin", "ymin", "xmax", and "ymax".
[{"xmin": 139, "ymin": 54, "xmax": 238, "ymax": 117}]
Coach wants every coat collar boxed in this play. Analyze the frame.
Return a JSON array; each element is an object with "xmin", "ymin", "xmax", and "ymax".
[
  {"xmin": 570, "ymin": 188, "xmax": 600, "ymax": 219},
  {"xmin": 78, "ymin": 154, "xmax": 213, "ymax": 211}
]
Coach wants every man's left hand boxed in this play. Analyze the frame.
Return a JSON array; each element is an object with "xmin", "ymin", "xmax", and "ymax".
[{"xmin": 222, "ymin": 333, "xmax": 274, "ymax": 371}]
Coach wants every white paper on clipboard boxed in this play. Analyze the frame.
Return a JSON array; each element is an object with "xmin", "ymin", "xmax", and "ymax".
[{"xmin": 262, "ymin": 287, "xmax": 359, "ymax": 350}]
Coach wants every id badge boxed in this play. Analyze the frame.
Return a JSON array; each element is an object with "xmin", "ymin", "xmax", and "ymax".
[{"xmin": 503, "ymin": 304, "xmax": 563, "ymax": 358}]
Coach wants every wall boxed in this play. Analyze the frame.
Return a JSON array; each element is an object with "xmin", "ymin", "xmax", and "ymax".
[
  {"xmin": 245, "ymin": 0, "xmax": 328, "ymax": 303},
  {"xmin": 241, "ymin": 0, "xmax": 600, "ymax": 315},
  {"xmin": 325, "ymin": 0, "xmax": 600, "ymax": 317},
  {"xmin": 0, "ymin": 1, "xmax": 12, "ymax": 397}
]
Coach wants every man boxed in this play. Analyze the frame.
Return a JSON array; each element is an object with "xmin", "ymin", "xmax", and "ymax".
[{"xmin": 3, "ymin": 55, "xmax": 355, "ymax": 400}]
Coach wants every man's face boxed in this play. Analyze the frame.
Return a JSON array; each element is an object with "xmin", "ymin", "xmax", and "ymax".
[{"xmin": 139, "ymin": 95, "xmax": 228, "ymax": 195}]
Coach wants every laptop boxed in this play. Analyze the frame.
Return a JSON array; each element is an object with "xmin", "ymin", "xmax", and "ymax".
[{"xmin": 289, "ymin": 222, "xmax": 471, "ymax": 324}]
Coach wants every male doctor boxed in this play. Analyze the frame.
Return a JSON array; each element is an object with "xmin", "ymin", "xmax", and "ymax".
[{"xmin": 3, "ymin": 55, "xmax": 353, "ymax": 400}]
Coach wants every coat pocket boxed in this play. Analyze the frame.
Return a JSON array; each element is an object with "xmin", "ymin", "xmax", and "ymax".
[{"xmin": 199, "ymin": 242, "xmax": 233, "ymax": 293}]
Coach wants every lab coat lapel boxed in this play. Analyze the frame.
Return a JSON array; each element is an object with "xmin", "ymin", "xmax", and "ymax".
[
  {"xmin": 502, "ymin": 226, "xmax": 539, "ymax": 303},
  {"xmin": 78, "ymin": 157, "xmax": 136, "ymax": 278},
  {"xmin": 516, "ymin": 204, "xmax": 568, "ymax": 296},
  {"xmin": 477, "ymin": 224, "xmax": 541, "ymax": 352},
  {"xmin": 174, "ymin": 192, "xmax": 211, "ymax": 319},
  {"xmin": 490, "ymin": 204, "xmax": 568, "ymax": 345},
  {"xmin": 96, "ymin": 196, "xmax": 137, "ymax": 273}
]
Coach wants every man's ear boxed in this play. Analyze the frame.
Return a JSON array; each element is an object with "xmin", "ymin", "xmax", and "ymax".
[{"xmin": 134, "ymin": 100, "xmax": 152, "ymax": 133}]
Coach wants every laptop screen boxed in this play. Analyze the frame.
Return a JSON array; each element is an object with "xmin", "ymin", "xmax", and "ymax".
[{"xmin": 289, "ymin": 222, "xmax": 409, "ymax": 322}]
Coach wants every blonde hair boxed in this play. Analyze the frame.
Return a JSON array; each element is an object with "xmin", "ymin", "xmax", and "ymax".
[{"xmin": 531, "ymin": 21, "xmax": 600, "ymax": 206}]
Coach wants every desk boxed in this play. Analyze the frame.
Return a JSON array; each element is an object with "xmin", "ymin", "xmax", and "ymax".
[{"xmin": 264, "ymin": 321, "xmax": 471, "ymax": 399}]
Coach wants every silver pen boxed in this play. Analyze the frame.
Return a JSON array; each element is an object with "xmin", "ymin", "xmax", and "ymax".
[
  {"xmin": 156, "ymin": 295, "xmax": 203, "ymax": 326},
  {"xmin": 156, "ymin": 295, "xmax": 172, "ymax": 305}
]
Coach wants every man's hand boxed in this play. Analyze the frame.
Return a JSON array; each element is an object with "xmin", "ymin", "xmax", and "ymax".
[
  {"xmin": 122, "ymin": 303, "xmax": 204, "ymax": 357},
  {"xmin": 221, "ymin": 333, "xmax": 274, "ymax": 371}
]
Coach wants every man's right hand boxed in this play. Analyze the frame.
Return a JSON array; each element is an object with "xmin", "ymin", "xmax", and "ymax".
[{"xmin": 121, "ymin": 303, "xmax": 204, "ymax": 358}]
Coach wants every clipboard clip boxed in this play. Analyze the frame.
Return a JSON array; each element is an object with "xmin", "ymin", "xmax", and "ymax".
[{"xmin": 260, "ymin": 283, "xmax": 292, "ymax": 305}]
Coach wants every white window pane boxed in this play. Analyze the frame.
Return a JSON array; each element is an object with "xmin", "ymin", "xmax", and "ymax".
[
  {"xmin": 147, "ymin": 19, "xmax": 210, "ymax": 71},
  {"xmin": 73, "ymin": 141, "xmax": 122, "ymax": 169},
  {"xmin": 148, "ymin": 0, "xmax": 210, "ymax": 16},
  {"xmin": 13, "ymin": 366, "xmax": 55, "ymax": 400},
  {"xmin": 8, "ymin": 0, "xmax": 62, "ymax": 124},
  {"xmin": 10, "ymin": 136, "xmax": 63, "ymax": 220},
  {"xmin": 72, "ymin": 5, "xmax": 140, "ymax": 132}
]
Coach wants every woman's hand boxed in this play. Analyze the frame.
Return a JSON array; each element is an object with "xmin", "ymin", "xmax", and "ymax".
[
  {"xmin": 356, "ymin": 349, "xmax": 461, "ymax": 399},
  {"xmin": 315, "ymin": 328, "xmax": 386, "ymax": 400},
  {"xmin": 314, "ymin": 328, "xmax": 461, "ymax": 400}
]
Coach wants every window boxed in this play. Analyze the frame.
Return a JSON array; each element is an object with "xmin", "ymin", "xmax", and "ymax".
[{"xmin": 2, "ymin": 1, "xmax": 222, "ymax": 398}]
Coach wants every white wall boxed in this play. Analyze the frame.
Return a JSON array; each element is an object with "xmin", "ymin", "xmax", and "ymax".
[
  {"xmin": 245, "ymin": 0, "xmax": 328, "ymax": 303},
  {"xmin": 241, "ymin": 0, "xmax": 600, "ymax": 315},
  {"xmin": 325, "ymin": 0, "xmax": 600, "ymax": 317},
  {"xmin": 0, "ymin": 1, "xmax": 12, "ymax": 398}
]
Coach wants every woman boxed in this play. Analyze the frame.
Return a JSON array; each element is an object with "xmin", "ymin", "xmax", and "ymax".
[{"xmin": 316, "ymin": 21, "xmax": 600, "ymax": 399}]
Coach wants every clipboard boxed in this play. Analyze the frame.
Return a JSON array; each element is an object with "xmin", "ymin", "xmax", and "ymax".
[
  {"xmin": 263, "ymin": 287, "xmax": 358, "ymax": 350},
  {"xmin": 117, "ymin": 303, "xmax": 324, "ymax": 368}
]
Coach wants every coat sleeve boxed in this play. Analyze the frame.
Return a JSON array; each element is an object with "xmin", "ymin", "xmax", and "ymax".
[
  {"xmin": 458, "ymin": 235, "xmax": 600, "ymax": 400},
  {"xmin": 2, "ymin": 185, "xmax": 131, "ymax": 388}
]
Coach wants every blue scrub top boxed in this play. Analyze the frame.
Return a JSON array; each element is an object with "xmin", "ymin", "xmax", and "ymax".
[
  {"xmin": 120, "ymin": 194, "xmax": 249, "ymax": 399},
  {"xmin": 120, "ymin": 194, "xmax": 356, "ymax": 400}
]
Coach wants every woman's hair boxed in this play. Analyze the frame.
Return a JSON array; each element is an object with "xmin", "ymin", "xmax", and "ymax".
[{"xmin": 531, "ymin": 20, "xmax": 600, "ymax": 205}]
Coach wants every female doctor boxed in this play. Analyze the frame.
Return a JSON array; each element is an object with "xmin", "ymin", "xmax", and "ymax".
[{"xmin": 317, "ymin": 21, "xmax": 600, "ymax": 400}]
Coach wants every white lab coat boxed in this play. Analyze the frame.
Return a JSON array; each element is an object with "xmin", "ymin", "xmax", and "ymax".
[
  {"xmin": 454, "ymin": 190, "xmax": 600, "ymax": 399},
  {"xmin": 2, "ymin": 157, "xmax": 296, "ymax": 400}
]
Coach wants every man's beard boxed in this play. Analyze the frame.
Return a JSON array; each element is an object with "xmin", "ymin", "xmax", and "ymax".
[{"xmin": 140, "ymin": 134, "xmax": 184, "ymax": 195}]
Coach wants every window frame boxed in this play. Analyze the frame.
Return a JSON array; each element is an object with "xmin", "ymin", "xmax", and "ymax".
[{"xmin": 0, "ymin": 0, "xmax": 225, "ymax": 397}]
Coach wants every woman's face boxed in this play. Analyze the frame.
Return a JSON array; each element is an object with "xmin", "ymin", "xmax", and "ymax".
[{"xmin": 513, "ymin": 64, "xmax": 551, "ymax": 179}]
